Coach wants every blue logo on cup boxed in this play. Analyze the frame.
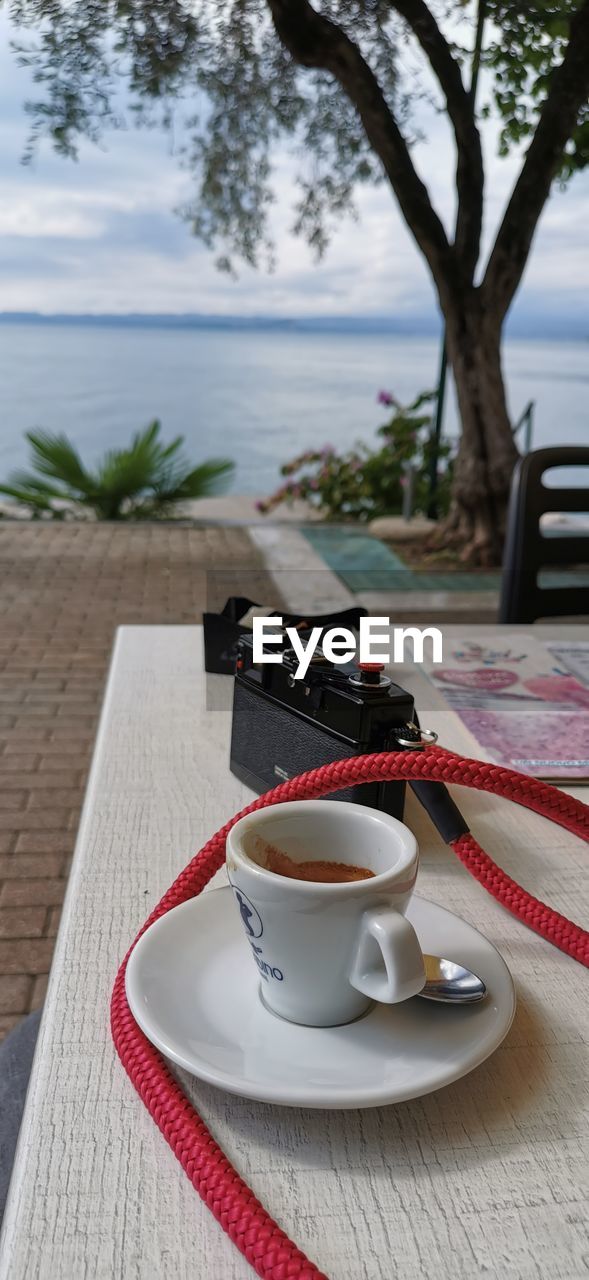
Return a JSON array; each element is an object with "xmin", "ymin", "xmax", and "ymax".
[
  {"xmin": 230, "ymin": 884, "xmax": 284, "ymax": 981},
  {"xmin": 232, "ymin": 887, "xmax": 263, "ymax": 939}
]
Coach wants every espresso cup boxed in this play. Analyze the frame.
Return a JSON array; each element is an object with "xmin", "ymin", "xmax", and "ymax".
[{"xmin": 226, "ymin": 800, "xmax": 425, "ymax": 1027}]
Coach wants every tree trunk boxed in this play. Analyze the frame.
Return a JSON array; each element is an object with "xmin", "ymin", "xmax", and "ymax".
[{"xmin": 435, "ymin": 290, "xmax": 519, "ymax": 567}]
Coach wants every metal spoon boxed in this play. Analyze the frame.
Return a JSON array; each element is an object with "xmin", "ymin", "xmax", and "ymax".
[{"xmin": 417, "ymin": 955, "xmax": 487, "ymax": 1003}]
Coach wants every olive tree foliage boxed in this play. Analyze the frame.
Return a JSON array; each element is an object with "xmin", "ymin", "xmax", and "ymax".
[
  {"xmin": 8, "ymin": 0, "xmax": 398, "ymax": 269},
  {"xmin": 5, "ymin": 0, "xmax": 589, "ymax": 561}
]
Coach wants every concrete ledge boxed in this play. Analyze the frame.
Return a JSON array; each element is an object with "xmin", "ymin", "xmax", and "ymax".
[
  {"xmin": 368, "ymin": 516, "xmax": 436, "ymax": 542},
  {"xmin": 185, "ymin": 495, "xmax": 323, "ymax": 525}
]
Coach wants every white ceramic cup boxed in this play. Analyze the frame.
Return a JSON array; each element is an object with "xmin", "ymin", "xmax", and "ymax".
[{"xmin": 226, "ymin": 800, "xmax": 426, "ymax": 1027}]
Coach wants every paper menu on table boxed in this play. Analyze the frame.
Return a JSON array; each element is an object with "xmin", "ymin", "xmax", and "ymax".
[
  {"xmin": 546, "ymin": 642, "xmax": 589, "ymax": 686},
  {"xmin": 423, "ymin": 635, "xmax": 589, "ymax": 781}
]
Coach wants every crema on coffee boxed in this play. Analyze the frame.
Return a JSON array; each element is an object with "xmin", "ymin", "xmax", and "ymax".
[{"xmin": 258, "ymin": 840, "xmax": 374, "ymax": 884}]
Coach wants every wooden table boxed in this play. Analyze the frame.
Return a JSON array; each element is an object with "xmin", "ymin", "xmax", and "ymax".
[{"xmin": 1, "ymin": 625, "xmax": 587, "ymax": 1280}]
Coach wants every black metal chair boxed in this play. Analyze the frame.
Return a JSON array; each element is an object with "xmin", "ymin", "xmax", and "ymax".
[{"xmin": 499, "ymin": 446, "xmax": 589, "ymax": 623}]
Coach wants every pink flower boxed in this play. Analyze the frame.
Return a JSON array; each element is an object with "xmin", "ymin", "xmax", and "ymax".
[{"xmin": 377, "ymin": 390, "xmax": 394, "ymax": 406}]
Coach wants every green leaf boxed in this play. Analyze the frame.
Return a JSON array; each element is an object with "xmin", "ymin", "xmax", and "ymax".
[
  {"xmin": 0, "ymin": 482, "xmax": 54, "ymax": 509},
  {"xmin": 155, "ymin": 459, "xmax": 235, "ymax": 501},
  {"xmin": 25, "ymin": 430, "xmax": 94, "ymax": 492}
]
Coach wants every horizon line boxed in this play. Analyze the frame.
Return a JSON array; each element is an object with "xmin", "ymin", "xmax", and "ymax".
[{"xmin": 0, "ymin": 309, "xmax": 586, "ymax": 339}]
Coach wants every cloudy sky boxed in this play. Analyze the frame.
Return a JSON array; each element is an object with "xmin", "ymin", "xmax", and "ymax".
[{"xmin": 1, "ymin": 9, "xmax": 588, "ymax": 323}]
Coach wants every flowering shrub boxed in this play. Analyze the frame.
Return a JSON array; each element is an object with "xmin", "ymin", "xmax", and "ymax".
[{"xmin": 257, "ymin": 390, "xmax": 454, "ymax": 521}]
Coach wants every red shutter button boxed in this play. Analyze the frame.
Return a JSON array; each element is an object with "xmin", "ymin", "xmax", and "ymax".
[{"xmin": 356, "ymin": 662, "xmax": 384, "ymax": 685}]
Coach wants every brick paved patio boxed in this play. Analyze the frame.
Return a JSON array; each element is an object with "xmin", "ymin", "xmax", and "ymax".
[{"xmin": 0, "ymin": 520, "xmax": 281, "ymax": 1039}]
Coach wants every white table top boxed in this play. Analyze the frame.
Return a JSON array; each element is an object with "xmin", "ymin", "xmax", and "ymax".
[{"xmin": 1, "ymin": 625, "xmax": 588, "ymax": 1280}]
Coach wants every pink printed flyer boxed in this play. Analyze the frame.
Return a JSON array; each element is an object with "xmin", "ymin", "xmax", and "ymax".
[{"xmin": 425, "ymin": 637, "xmax": 589, "ymax": 781}]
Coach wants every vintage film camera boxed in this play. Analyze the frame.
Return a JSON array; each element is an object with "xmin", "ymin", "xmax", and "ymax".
[{"xmin": 229, "ymin": 628, "xmax": 420, "ymax": 818}]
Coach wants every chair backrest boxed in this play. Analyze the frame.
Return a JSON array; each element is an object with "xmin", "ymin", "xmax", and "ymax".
[{"xmin": 499, "ymin": 446, "xmax": 589, "ymax": 623}]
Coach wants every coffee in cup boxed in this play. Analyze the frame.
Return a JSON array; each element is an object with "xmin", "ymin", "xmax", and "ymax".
[{"xmin": 253, "ymin": 836, "xmax": 375, "ymax": 883}]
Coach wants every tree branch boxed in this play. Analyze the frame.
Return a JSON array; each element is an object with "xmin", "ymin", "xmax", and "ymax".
[
  {"xmin": 265, "ymin": 0, "xmax": 457, "ymax": 297},
  {"xmin": 483, "ymin": 0, "xmax": 589, "ymax": 316},
  {"xmin": 391, "ymin": 0, "xmax": 483, "ymax": 281}
]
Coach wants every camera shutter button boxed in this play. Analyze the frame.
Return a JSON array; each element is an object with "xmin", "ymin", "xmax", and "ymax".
[
  {"xmin": 357, "ymin": 662, "xmax": 384, "ymax": 685},
  {"xmin": 348, "ymin": 662, "xmax": 391, "ymax": 690}
]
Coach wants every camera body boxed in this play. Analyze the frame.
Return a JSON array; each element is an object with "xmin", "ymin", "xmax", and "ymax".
[{"xmin": 229, "ymin": 630, "xmax": 416, "ymax": 817}]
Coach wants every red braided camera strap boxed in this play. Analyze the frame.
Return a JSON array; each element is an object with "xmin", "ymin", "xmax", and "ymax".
[{"xmin": 111, "ymin": 746, "xmax": 589, "ymax": 1280}]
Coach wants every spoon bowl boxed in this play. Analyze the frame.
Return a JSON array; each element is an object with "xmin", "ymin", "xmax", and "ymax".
[{"xmin": 418, "ymin": 955, "xmax": 487, "ymax": 1003}]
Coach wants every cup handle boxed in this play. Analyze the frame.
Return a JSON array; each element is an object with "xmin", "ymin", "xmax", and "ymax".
[{"xmin": 349, "ymin": 906, "xmax": 426, "ymax": 1004}]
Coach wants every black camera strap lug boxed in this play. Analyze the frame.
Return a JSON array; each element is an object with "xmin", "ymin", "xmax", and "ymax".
[
  {"xmin": 386, "ymin": 724, "xmax": 470, "ymax": 842},
  {"xmin": 389, "ymin": 723, "xmax": 438, "ymax": 751}
]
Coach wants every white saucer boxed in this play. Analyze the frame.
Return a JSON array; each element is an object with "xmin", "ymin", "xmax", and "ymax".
[{"xmin": 125, "ymin": 887, "xmax": 516, "ymax": 1109}]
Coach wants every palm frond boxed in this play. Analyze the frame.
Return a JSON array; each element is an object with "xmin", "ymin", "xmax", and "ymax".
[
  {"xmin": 155, "ymin": 459, "xmax": 235, "ymax": 501},
  {"xmin": 6, "ymin": 471, "xmax": 70, "ymax": 499},
  {"xmin": 158, "ymin": 437, "xmax": 185, "ymax": 461},
  {"xmin": 130, "ymin": 420, "xmax": 161, "ymax": 452},
  {"xmin": 2, "ymin": 423, "xmax": 234, "ymax": 521},
  {"xmin": 0, "ymin": 482, "xmax": 56, "ymax": 512},
  {"xmin": 26, "ymin": 431, "xmax": 94, "ymax": 493},
  {"xmin": 97, "ymin": 435, "xmax": 163, "ymax": 499}
]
